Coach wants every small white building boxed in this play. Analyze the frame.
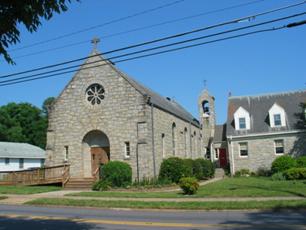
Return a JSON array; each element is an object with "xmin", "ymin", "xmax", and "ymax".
[{"xmin": 0, "ymin": 142, "xmax": 45, "ymax": 172}]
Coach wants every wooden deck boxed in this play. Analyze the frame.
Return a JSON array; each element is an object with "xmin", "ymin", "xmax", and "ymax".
[{"xmin": 0, "ymin": 164, "xmax": 70, "ymax": 187}]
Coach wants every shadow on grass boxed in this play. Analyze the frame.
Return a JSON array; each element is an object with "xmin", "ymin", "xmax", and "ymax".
[
  {"xmin": 234, "ymin": 184, "xmax": 306, "ymax": 197},
  {"xmin": 221, "ymin": 209, "xmax": 306, "ymax": 230},
  {"xmin": 0, "ymin": 216, "xmax": 97, "ymax": 230}
]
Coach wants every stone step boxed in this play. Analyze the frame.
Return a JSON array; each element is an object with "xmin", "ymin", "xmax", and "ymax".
[
  {"xmin": 215, "ymin": 168, "xmax": 225, "ymax": 178},
  {"xmin": 64, "ymin": 177, "xmax": 96, "ymax": 189}
]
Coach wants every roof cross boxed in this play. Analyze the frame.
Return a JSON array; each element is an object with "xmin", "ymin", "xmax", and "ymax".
[{"xmin": 91, "ymin": 37, "xmax": 100, "ymax": 50}]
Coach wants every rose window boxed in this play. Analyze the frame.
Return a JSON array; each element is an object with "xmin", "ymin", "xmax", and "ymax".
[{"xmin": 85, "ymin": 84, "xmax": 105, "ymax": 105}]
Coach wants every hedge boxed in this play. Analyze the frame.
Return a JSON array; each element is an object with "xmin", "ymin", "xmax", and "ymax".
[
  {"xmin": 159, "ymin": 157, "xmax": 191, "ymax": 183},
  {"xmin": 100, "ymin": 161, "xmax": 132, "ymax": 187},
  {"xmin": 271, "ymin": 155, "xmax": 297, "ymax": 174},
  {"xmin": 283, "ymin": 168, "xmax": 306, "ymax": 180}
]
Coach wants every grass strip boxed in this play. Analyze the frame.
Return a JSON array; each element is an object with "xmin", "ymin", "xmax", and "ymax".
[
  {"xmin": 68, "ymin": 178, "xmax": 306, "ymax": 198},
  {"xmin": 0, "ymin": 185, "xmax": 61, "ymax": 195},
  {"xmin": 26, "ymin": 198, "xmax": 306, "ymax": 210}
]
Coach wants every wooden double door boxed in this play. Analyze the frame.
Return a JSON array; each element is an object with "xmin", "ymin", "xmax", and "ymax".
[{"xmin": 90, "ymin": 147, "xmax": 109, "ymax": 175}]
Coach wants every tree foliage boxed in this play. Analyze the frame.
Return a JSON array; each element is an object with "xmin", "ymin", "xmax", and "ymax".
[
  {"xmin": 0, "ymin": 102, "xmax": 47, "ymax": 148},
  {"xmin": 0, "ymin": 0, "xmax": 77, "ymax": 64},
  {"xmin": 42, "ymin": 97, "xmax": 56, "ymax": 116}
]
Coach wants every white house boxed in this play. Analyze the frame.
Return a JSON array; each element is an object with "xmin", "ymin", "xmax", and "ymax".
[{"xmin": 0, "ymin": 142, "xmax": 45, "ymax": 172}]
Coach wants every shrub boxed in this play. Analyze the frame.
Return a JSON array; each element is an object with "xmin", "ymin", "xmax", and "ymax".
[
  {"xmin": 296, "ymin": 156, "xmax": 306, "ymax": 168},
  {"xmin": 179, "ymin": 177, "xmax": 199, "ymax": 195},
  {"xmin": 271, "ymin": 155, "xmax": 297, "ymax": 173},
  {"xmin": 195, "ymin": 158, "xmax": 215, "ymax": 178},
  {"xmin": 256, "ymin": 167, "xmax": 271, "ymax": 177},
  {"xmin": 235, "ymin": 169, "xmax": 252, "ymax": 177},
  {"xmin": 271, "ymin": 172, "xmax": 286, "ymax": 181},
  {"xmin": 283, "ymin": 168, "xmax": 306, "ymax": 180},
  {"xmin": 182, "ymin": 159, "xmax": 194, "ymax": 177},
  {"xmin": 192, "ymin": 159, "xmax": 204, "ymax": 180},
  {"xmin": 159, "ymin": 157, "xmax": 191, "ymax": 183},
  {"xmin": 100, "ymin": 161, "xmax": 132, "ymax": 187},
  {"xmin": 92, "ymin": 180, "xmax": 111, "ymax": 191}
]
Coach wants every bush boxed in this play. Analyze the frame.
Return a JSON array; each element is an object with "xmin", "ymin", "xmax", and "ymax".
[
  {"xmin": 195, "ymin": 158, "xmax": 215, "ymax": 178},
  {"xmin": 271, "ymin": 172, "xmax": 286, "ymax": 181},
  {"xmin": 256, "ymin": 167, "xmax": 271, "ymax": 177},
  {"xmin": 283, "ymin": 168, "xmax": 306, "ymax": 180},
  {"xmin": 159, "ymin": 157, "xmax": 191, "ymax": 183},
  {"xmin": 100, "ymin": 161, "xmax": 132, "ymax": 187},
  {"xmin": 182, "ymin": 159, "xmax": 194, "ymax": 177},
  {"xmin": 271, "ymin": 155, "xmax": 297, "ymax": 173},
  {"xmin": 192, "ymin": 159, "xmax": 204, "ymax": 180},
  {"xmin": 132, "ymin": 177, "xmax": 172, "ymax": 188},
  {"xmin": 92, "ymin": 180, "xmax": 111, "ymax": 191},
  {"xmin": 296, "ymin": 156, "xmax": 306, "ymax": 168},
  {"xmin": 235, "ymin": 169, "xmax": 252, "ymax": 177},
  {"xmin": 179, "ymin": 177, "xmax": 199, "ymax": 195}
]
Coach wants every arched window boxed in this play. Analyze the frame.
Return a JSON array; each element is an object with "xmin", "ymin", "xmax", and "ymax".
[
  {"xmin": 202, "ymin": 100, "xmax": 210, "ymax": 116},
  {"xmin": 172, "ymin": 123, "xmax": 176, "ymax": 156}
]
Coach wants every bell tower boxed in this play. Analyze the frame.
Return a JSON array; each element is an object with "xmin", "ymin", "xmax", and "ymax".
[{"xmin": 198, "ymin": 89, "xmax": 216, "ymax": 159}]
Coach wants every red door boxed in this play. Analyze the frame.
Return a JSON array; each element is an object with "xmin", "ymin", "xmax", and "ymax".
[
  {"xmin": 90, "ymin": 147, "xmax": 109, "ymax": 176},
  {"xmin": 219, "ymin": 148, "xmax": 227, "ymax": 168}
]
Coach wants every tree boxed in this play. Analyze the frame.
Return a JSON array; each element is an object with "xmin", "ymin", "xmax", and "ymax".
[
  {"xmin": 0, "ymin": 102, "xmax": 47, "ymax": 148},
  {"xmin": 0, "ymin": 0, "xmax": 78, "ymax": 64},
  {"xmin": 42, "ymin": 97, "xmax": 56, "ymax": 117}
]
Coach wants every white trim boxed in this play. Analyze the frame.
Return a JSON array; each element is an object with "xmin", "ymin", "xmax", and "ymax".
[
  {"xmin": 124, "ymin": 142, "xmax": 131, "ymax": 159},
  {"xmin": 274, "ymin": 139, "xmax": 285, "ymax": 155},
  {"xmin": 229, "ymin": 137, "xmax": 235, "ymax": 175},
  {"xmin": 227, "ymin": 129, "xmax": 306, "ymax": 139},
  {"xmin": 238, "ymin": 142, "xmax": 248, "ymax": 158}
]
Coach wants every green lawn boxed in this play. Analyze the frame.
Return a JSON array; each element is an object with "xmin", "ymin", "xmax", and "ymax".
[
  {"xmin": 26, "ymin": 198, "xmax": 306, "ymax": 210},
  {"xmin": 68, "ymin": 177, "xmax": 306, "ymax": 198},
  {"xmin": 0, "ymin": 185, "xmax": 61, "ymax": 194}
]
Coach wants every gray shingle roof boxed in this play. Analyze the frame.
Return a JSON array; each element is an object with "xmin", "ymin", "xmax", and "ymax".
[
  {"xmin": 0, "ymin": 142, "xmax": 45, "ymax": 159},
  {"xmin": 214, "ymin": 124, "xmax": 227, "ymax": 142},
  {"xmin": 226, "ymin": 90, "xmax": 306, "ymax": 137},
  {"xmin": 107, "ymin": 56, "xmax": 200, "ymax": 127}
]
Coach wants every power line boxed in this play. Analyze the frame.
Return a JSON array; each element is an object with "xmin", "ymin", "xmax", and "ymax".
[
  {"xmin": 8, "ymin": 0, "xmax": 186, "ymax": 53},
  {"xmin": 1, "ymin": 14, "xmax": 305, "ymax": 85},
  {"xmin": 9, "ymin": 0, "xmax": 265, "ymax": 59},
  {"xmin": 1, "ymin": 24, "xmax": 299, "ymax": 87},
  {"xmin": 2, "ymin": 2, "xmax": 306, "ymax": 79}
]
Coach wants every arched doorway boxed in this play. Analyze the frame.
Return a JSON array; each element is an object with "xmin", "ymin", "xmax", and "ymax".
[{"xmin": 82, "ymin": 130, "xmax": 110, "ymax": 177}]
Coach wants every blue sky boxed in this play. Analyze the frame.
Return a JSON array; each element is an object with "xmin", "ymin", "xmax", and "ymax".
[{"xmin": 0, "ymin": 0, "xmax": 305, "ymax": 124}]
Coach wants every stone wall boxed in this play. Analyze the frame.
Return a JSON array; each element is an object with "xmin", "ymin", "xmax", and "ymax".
[
  {"xmin": 228, "ymin": 132, "xmax": 306, "ymax": 174},
  {"xmin": 46, "ymin": 53, "xmax": 147, "ymax": 179},
  {"xmin": 45, "ymin": 51, "xmax": 204, "ymax": 180}
]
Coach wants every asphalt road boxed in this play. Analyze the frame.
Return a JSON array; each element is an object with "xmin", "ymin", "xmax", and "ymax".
[{"xmin": 0, "ymin": 204, "xmax": 305, "ymax": 230}]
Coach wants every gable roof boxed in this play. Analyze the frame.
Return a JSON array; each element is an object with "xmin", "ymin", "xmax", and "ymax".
[
  {"xmin": 214, "ymin": 124, "xmax": 227, "ymax": 142},
  {"xmin": 85, "ymin": 50, "xmax": 200, "ymax": 127},
  {"xmin": 0, "ymin": 142, "xmax": 45, "ymax": 159},
  {"xmin": 226, "ymin": 90, "xmax": 306, "ymax": 136}
]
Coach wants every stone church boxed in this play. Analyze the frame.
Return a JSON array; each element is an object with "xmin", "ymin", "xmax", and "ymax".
[{"xmin": 45, "ymin": 48, "xmax": 215, "ymax": 181}]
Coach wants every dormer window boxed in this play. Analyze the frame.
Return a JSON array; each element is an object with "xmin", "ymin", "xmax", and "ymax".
[
  {"xmin": 273, "ymin": 114, "xmax": 281, "ymax": 126},
  {"xmin": 239, "ymin": 117, "xmax": 246, "ymax": 129},
  {"xmin": 269, "ymin": 103, "xmax": 286, "ymax": 128},
  {"xmin": 234, "ymin": 107, "xmax": 250, "ymax": 130}
]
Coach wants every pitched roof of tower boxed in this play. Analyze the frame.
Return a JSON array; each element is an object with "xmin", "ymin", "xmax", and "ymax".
[
  {"xmin": 226, "ymin": 90, "xmax": 306, "ymax": 136},
  {"xmin": 95, "ymin": 51, "xmax": 200, "ymax": 127}
]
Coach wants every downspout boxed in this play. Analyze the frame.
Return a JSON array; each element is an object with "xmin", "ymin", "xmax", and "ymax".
[
  {"xmin": 150, "ymin": 101, "xmax": 157, "ymax": 178},
  {"xmin": 189, "ymin": 121, "xmax": 192, "ymax": 159},
  {"xmin": 136, "ymin": 143, "xmax": 140, "ymax": 183},
  {"xmin": 229, "ymin": 135, "xmax": 235, "ymax": 175}
]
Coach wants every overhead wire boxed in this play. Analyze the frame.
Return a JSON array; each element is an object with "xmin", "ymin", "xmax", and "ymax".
[
  {"xmin": 8, "ymin": 0, "xmax": 187, "ymax": 52},
  {"xmin": 0, "ymin": 15, "xmax": 305, "ymax": 86},
  {"xmin": 1, "ymin": 2, "xmax": 306, "ymax": 79},
  {"xmin": 8, "ymin": 0, "xmax": 266, "ymax": 59}
]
